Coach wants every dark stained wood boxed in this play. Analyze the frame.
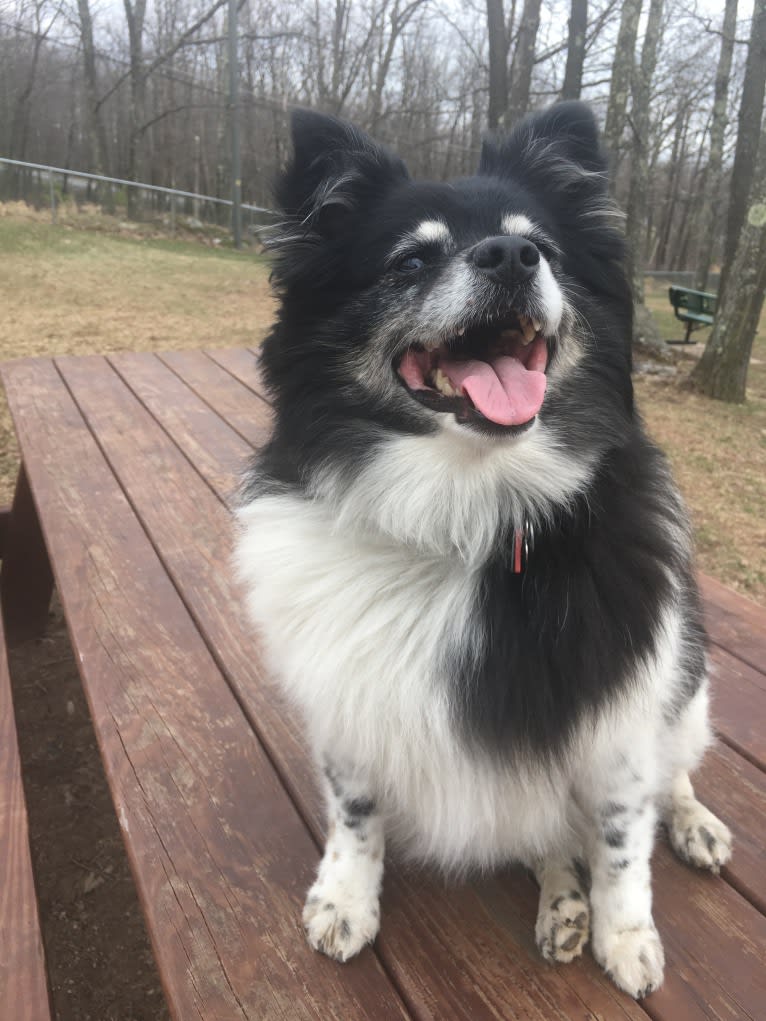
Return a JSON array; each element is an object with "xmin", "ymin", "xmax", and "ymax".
[
  {"xmin": 1, "ymin": 357, "xmax": 411, "ymax": 1021},
  {"xmin": 109, "ymin": 352, "xmax": 256, "ymax": 498},
  {"xmin": 0, "ymin": 506, "xmax": 10, "ymax": 557},
  {"xmin": 65, "ymin": 352, "xmax": 766, "ymax": 1021},
  {"xmin": 697, "ymin": 742, "xmax": 766, "ymax": 914},
  {"xmin": 5, "ymin": 349, "xmax": 766, "ymax": 1021},
  {"xmin": 206, "ymin": 346, "xmax": 266, "ymax": 395},
  {"xmin": 709, "ymin": 645, "xmax": 766, "ymax": 767},
  {"xmin": 701, "ymin": 573, "xmax": 766, "ymax": 678},
  {"xmin": 0, "ymin": 608, "xmax": 52, "ymax": 1020},
  {"xmin": 1, "ymin": 464, "xmax": 54, "ymax": 646},
  {"xmin": 646, "ymin": 847, "xmax": 766, "ymax": 1021},
  {"xmin": 159, "ymin": 349, "xmax": 269, "ymax": 447},
  {"xmin": 59, "ymin": 354, "xmax": 650, "ymax": 1020}
]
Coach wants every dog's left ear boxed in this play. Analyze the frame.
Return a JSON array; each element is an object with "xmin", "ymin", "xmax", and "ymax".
[
  {"xmin": 276, "ymin": 109, "xmax": 410, "ymax": 240},
  {"xmin": 479, "ymin": 101, "xmax": 608, "ymax": 197}
]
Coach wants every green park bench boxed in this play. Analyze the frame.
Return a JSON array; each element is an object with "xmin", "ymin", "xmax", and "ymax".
[{"xmin": 668, "ymin": 285, "xmax": 717, "ymax": 344}]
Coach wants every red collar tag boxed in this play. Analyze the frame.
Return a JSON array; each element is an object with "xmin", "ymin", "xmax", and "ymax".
[{"xmin": 512, "ymin": 520, "xmax": 534, "ymax": 573}]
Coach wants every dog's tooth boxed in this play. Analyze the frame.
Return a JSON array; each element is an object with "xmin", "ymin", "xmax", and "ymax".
[
  {"xmin": 532, "ymin": 318, "xmax": 542, "ymax": 333},
  {"xmin": 521, "ymin": 321, "xmax": 536, "ymax": 344},
  {"xmin": 457, "ymin": 327, "xmax": 465, "ymax": 337},
  {"xmin": 501, "ymin": 328, "xmax": 522, "ymax": 340},
  {"xmin": 434, "ymin": 368, "xmax": 457, "ymax": 397}
]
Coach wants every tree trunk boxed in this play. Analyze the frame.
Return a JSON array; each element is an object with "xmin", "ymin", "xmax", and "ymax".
[
  {"xmin": 506, "ymin": 0, "xmax": 542, "ymax": 125},
  {"xmin": 721, "ymin": 0, "xmax": 766, "ymax": 296},
  {"xmin": 653, "ymin": 104, "xmax": 688, "ymax": 268},
  {"xmin": 486, "ymin": 0, "xmax": 509, "ymax": 130},
  {"xmin": 690, "ymin": 137, "xmax": 766, "ymax": 401},
  {"xmin": 603, "ymin": 0, "xmax": 642, "ymax": 185},
  {"xmin": 626, "ymin": 0, "xmax": 663, "ymax": 304},
  {"xmin": 693, "ymin": 0, "xmax": 738, "ymax": 291},
  {"xmin": 123, "ymin": 0, "xmax": 148, "ymax": 214},
  {"xmin": 560, "ymin": 0, "xmax": 587, "ymax": 100},
  {"xmin": 77, "ymin": 0, "xmax": 111, "ymax": 174}
]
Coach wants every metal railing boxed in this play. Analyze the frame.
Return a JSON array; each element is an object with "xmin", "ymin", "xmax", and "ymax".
[{"xmin": 0, "ymin": 157, "xmax": 278, "ymax": 241}]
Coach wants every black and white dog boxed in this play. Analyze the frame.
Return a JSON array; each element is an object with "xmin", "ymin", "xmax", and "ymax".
[{"xmin": 236, "ymin": 102, "xmax": 732, "ymax": 999}]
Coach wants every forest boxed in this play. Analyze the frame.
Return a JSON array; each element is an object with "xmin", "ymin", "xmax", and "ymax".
[{"xmin": 1, "ymin": 0, "xmax": 765, "ymax": 397}]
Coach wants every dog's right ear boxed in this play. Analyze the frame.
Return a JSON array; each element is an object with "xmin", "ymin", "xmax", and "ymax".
[{"xmin": 275, "ymin": 109, "xmax": 409, "ymax": 242}]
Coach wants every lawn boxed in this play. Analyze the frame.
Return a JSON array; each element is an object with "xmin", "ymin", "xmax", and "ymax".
[{"xmin": 1, "ymin": 211, "xmax": 764, "ymax": 604}]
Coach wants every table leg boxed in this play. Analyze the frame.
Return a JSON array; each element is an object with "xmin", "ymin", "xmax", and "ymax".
[{"xmin": 1, "ymin": 464, "xmax": 54, "ymax": 646}]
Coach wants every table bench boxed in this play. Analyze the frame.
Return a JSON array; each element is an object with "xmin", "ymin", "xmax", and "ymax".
[
  {"xmin": 668, "ymin": 286, "xmax": 718, "ymax": 344},
  {"xmin": 2, "ymin": 348, "xmax": 765, "ymax": 1020}
]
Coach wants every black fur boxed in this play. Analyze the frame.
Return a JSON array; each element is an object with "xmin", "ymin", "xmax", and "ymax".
[{"xmin": 248, "ymin": 101, "xmax": 706, "ymax": 760}]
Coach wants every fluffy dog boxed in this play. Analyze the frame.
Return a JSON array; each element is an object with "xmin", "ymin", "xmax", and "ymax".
[{"xmin": 236, "ymin": 101, "xmax": 732, "ymax": 998}]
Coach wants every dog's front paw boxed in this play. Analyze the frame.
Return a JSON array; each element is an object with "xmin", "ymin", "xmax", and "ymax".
[
  {"xmin": 535, "ymin": 890, "xmax": 590, "ymax": 964},
  {"xmin": 594, "ymin": 925, "xmax": 664, "ymax": 999},
  {"xmin": 303, "ymin": 882, "xmax": 380, "ymax": 962},
  {"xmin": 668, "ymin": 802, "xmax": 732, "ymax": 874}
]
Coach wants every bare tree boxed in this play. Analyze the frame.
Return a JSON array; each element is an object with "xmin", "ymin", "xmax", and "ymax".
[
  {"xmin": 693, "ymin": 0, "xmax": 738, "ymax": 291},
  {"xmin": 721, "ymin": 0, "xmax": 766, "ymax": 297},
  {"xmin": 602, "ymin": 0, "xmax": 642, "ymax": 182},
  {"xmin": 560, "ymin": 0, "xmax": 587, "ymax": 100},
  {"xmin": 690, "ymin": 131, "xmax": 766, "ymax": 401},
  {"xmin": 74, "ymin": 0, "xmax": 110, "ymax": 173},
  {"xmin": 486, "ymin": 0, "xmax": 509, "ymax": 129},
  {"xmin": 507, "ymin": 0, "xmax": 542, "ymax": 125},
  {"xmin": 8, "ymin": 0, "xmax": 61, "ymax": 160},
  {"xmin": 625, "ymin": 0, "xmax": 663, "ymax": 301}
]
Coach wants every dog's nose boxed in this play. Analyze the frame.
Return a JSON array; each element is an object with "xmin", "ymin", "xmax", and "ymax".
[{"xmin": 471, "ymin": 235, "xmax": 540, "ymax": 289}]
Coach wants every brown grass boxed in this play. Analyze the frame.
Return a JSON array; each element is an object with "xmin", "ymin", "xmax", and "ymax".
[
  {"xmin": 1, "ymin": 210, "xmax": 764, "ymax": 604},
  {"xmin": 0, "ymin": 212, "xmax": 275, "ymax": 505}
]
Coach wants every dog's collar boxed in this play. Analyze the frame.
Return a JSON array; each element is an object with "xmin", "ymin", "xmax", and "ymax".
[{"xmin": 512, "ymin": 519, "xmax": 535, "ymax": 573}]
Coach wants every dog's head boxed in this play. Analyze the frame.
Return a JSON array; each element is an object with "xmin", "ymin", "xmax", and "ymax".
[{"xmin": 257, "ymin": 103, "xmax": 636, "ymax": 552}]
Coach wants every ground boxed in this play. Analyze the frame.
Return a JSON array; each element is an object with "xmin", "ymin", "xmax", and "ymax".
[{"xmin": 1, "ymin": 208, "xmax": 764, "ymax": 1019}]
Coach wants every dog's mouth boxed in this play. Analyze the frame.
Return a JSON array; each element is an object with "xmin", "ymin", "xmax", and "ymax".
[{"xmin": 394, "ymin": 313, "xmax": 549, "ymax": 434}]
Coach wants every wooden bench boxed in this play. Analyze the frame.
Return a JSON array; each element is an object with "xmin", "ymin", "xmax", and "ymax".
[
  {"xmin": 668, "ymin": 285, "xmax": 717, "ymax": 344},
  {"xmin": 1, "ymin": 349, "xmax": 765, "ymax": 1020},
  {"xmin": 0, "ymin": 532, "xmax": 52, "ymax": 1018}
]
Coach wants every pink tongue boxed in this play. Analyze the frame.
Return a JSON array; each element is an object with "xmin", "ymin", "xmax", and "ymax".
[{"xmin": 440, "ymin": 353, "xmax": 547, "ymax": 426}]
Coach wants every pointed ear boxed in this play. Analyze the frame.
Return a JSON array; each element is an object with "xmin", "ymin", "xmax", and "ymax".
[
  {"xmin": 274, "ymin": 109, "xmax": 409, "ymax": 240},
  {"xmin": 479, "ymin": 101, "xmax": 608, "ymax": 197}
]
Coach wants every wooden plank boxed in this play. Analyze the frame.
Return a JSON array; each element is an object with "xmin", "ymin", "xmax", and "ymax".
[
  {"xmin": 106, "ymin": 349, "xmax": 766, "ymax": 1021},
  {"xmin": 109, "ymin": 352, "xmax": 256, "ymax": 498},
  {"xmin": 82, "ymin": 350, "xmax": 766, "ymax": 1021},
  {"xmin": 696, "ymin": 743, "xmax": 766, "ymax": 914},
  {"xmin": 1, "ymin": 464, "xmax": 54, "ymax": 646},
  {"xmin": 2, "ymin": 357, "xmax": 411, "ymax": 1021},
  {"xmin": 175, "ymin": 352, "xmax": 766, "ymax": 1017},
  {"xmin": 159, "ymin": 349, "xmax": 268, "ymax": 447},
  {"xmin": 64, "ymin": 352, "xmax": 650, "ymax": 1021},
  {"xmin": 709, "ymin": 645, "xmax": 766, "ymax": 768},
  {"xmin": 0, "ymin": 607, "xmax": 52, "ymax": 1020},
  {"xmin": 700, "ymin": 574, "xmax": 766, "ymax": 679},
  {"xmin": 206, "ymin": 346, "xmax": 266, "ymax": 395},
  {"xmin": 646, "ymin": 847, "xmax": 766, "ymax": 1021}
]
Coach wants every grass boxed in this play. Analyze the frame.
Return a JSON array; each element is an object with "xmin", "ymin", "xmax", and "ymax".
[
  {"xmin": 0, "ymin": 211, "xmax": 275, "ymax": 506},
  {"xmin": 1, "ymin": 209, "xmax": 764, "ymax": 604}
]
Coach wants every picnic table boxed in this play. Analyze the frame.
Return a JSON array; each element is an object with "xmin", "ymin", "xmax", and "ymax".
[{"xmin": 1, "ymin": 348, "xmax": 765, "ymax": 1021}]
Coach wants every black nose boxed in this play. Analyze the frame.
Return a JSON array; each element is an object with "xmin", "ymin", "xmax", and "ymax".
[{"xmin": 471, "ymin": 235, "xmax": 540, "ymax": 289}]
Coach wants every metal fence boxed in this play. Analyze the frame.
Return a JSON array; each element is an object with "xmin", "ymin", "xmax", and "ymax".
[{"xmin": 0, "ymin": 157, "xmax": 278, "ymax": 243}]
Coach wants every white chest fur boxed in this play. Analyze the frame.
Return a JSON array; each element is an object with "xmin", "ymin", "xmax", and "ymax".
[{"xmin": 236, "ymin": 493, "xmax": 572, "ymax": 871}]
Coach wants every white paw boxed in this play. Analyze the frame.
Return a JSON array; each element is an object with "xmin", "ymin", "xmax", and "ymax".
[
  {"xmin": 595, "ymin": 925, "xmax": 665, "ymax": 999},
  {"xmin": 668, "ymin": 803, "xmax": 732, "ymax": 873},
  {"xmin": 303, "ymin": 881, "xmax": 380, "ymax": 962},
  {"xmin": 535, "ymin": 891, "xmax": 590, "ymax": 964}
]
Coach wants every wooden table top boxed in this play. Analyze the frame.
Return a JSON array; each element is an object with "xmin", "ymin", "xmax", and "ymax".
[{"xmin": 2, "ymin": 348, "xmax": 764, "ymax": 1021}]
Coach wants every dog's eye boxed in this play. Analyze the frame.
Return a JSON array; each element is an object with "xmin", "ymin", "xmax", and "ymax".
[{"xmin": 395, "ymin": 254, "xmax": 425, "ymax": 274}]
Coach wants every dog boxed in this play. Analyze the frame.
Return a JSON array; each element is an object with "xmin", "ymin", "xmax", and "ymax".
[{"xmin": 235, "ymin": 101, "xmax": 732, "ymax": 999}]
